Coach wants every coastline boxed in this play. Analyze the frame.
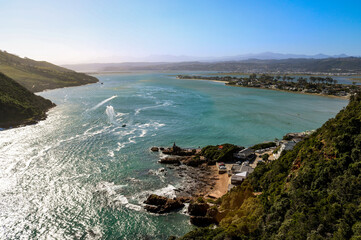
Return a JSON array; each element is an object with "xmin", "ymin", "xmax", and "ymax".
[
  {"xmin": 177, "ymin": 77, "xmax": 349, "ymax": 100},
  {"xmin": 37, "ymin": 80, "xmax": 99, "ymax": 93},
  {"xmin": 177, "ymin": 77, "xmax": 229, "ymax": 84},
  {"xmin": 2, "ymin": 81, "xmax": 100, "ymax": 131},
  {"xmin": 227, "ymin": 83, "xmax": 350, "ymax": 100}
]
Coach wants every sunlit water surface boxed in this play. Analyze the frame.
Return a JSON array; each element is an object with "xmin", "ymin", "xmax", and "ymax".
[{"xmin": 0, "ymin": 73, "xmax": 347, "ymax": 239}]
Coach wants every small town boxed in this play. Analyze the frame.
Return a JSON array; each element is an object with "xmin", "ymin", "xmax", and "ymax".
[{"xmin": 177, "ymin": 74, "xmax": 361, "ymax": 97}]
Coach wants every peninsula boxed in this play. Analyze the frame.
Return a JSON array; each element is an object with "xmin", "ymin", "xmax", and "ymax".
[
  {"xmin": 0, "ymin": 72, "xmax": 55, "ymax": 128},
  {"xmin": 0, "ymin": 50, "xmax": 98, "ymax": 92},
  {"xmin": 0, "ymin": 50, "xmax": 99, "ymax": 129},
  {"xmin": 177, "ymin": 74, "xmax": 360, "ymax": 98}
]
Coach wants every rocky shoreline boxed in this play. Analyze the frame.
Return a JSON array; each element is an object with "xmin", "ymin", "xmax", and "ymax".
[
  {"xmin": 142, "ymin": 143, "xmax": 231, "ymax": 227},
  {"xmin": 144, "ymin": 134, "xmax": 311, "ymax": 228}
]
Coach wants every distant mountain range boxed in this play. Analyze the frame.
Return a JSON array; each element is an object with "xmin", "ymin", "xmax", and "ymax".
[
  {"xmin": 64, "ymin": 52, "xmax": 354, "ymax": 65},
  {"xmin": 213, "ymin": 52, "xmax": 351, "ymax": 61},
  {"xmin": 63, "ymin": 57, "xmax": 361, "ymax": 74}
]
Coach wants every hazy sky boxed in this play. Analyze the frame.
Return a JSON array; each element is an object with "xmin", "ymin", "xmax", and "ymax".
[{"xmin": 1, "ymin": 0, "xmax": 360, "ymax": 64}]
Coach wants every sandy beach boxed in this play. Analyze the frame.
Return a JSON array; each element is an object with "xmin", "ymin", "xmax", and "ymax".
[{"xmin": 205, "ymin": 165, "xmax": 230, "ymax": 199}]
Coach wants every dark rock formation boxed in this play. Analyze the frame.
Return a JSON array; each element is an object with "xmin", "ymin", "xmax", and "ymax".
[
  {"xmin": 190, "ymin": 216, "xmax": 217, "ymax": 227},
  {"xmin": 144, "ymin": 194, "xmax": 184, "ymax": 214},
  {"xmin": 151, "ymin": 147, "xmax": 159, "ymax": 152},
  {"xmin": 188, "ymin": 202, "xmax": 209, "ymax": 216},
  {"xmin": 158, "ymin": 156, "xmax": 181, "ymax": 164}
]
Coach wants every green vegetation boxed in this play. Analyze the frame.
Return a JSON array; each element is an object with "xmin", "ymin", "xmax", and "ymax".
[
  {"xmin": 251, "ymin": 142, "xmax": 276, "ymax": 150},
  {"xmin": 179, "ymin": 74, "xmax": 361, "ymax": 97},
  {"xmin": 261, "ymin": 153, "xmax": 269, "ymax": 161},
  {"xmin": 180, "ymin": 94, "xmax": 361, "ymax": 239},
  {"xmin": 0, "ymin": 50, "xmax": 98, "ymax": 92},
  {"xmin": 0, "ymin": 72, "xmax": 55, "ymax": 128},
  {"xmin": 200, "ymin": 144, "xmax": 241, "ymax": 165},
  {"xmin": 283, "ymin": 134, "xmax": 293, "ymax": 140}
]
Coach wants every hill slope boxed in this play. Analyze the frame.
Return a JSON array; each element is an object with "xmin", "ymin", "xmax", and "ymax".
[
  {"xmin": 64, "ymin": 57, "xmax": 361, "ymax": 74},
  {"xmin": 0, "ymin": 50, "xmax": 98, "ymax": 92},
  {"xmin": 181, "ymin": 94, "xmax": 361, "ymax": 239},
  {"xmin": 0, "ymin": 72, "xmax": 55, "ymax": 128}
]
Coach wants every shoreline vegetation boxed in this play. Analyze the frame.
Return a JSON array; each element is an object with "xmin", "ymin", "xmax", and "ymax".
[
  {"xmin": 0, "ymin": 50, "xmax": 99, "ymax": 129},
  {"xmin": 0, "ymin": 73, "xmax": 56, "ymax": 129},
  {"xmin": 164, "ymin": 94, "xmax": 361, "ymax": 240},
  {"xmin": 177, "ymin": 74, "xmax": 361, "ymax": 99},
  {"xmin": 0, "ymin": 50, "xmax": 98, "ymax": 93},
  {"xmin": 145, "ymin": 132, "xmax": 311, "ymax": 227}
]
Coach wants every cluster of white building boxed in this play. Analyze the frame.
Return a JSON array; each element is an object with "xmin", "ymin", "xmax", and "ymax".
[{"xmin": 226, "ymin": 131, "xmax": 315, "ymax": 190}]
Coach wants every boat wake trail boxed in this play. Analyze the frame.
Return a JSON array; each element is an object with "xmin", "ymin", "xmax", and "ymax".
[{"xmin": 89, "ymin": 95, "xmax": 117, "ymax": 111}]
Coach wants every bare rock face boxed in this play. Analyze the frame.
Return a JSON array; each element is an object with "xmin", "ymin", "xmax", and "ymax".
[{"xmin": 144, "ymin": 194, "xmax": 184, "ymax": 214}]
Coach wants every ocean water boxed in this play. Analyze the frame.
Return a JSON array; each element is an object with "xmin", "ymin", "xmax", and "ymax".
[{"xmin": 0, "ymin": 72, "xmax": 347, "ymax": 239}]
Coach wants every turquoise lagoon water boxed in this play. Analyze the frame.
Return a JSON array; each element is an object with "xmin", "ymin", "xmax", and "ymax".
[{"xmin": 0, "ymin": 73, "xmax": 347, "ymax": 239}]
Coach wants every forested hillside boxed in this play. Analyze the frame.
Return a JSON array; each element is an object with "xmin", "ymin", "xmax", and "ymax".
[
  {"xmin": 0, "ymin": 72, "xmax": 55, "ymax": 128},
  {"xmin": 181, "ymin": 93, "xmax": 361, "ymax": 239},
  {"xmin": 0, "ymin": 50, "xmax": 98, "ymax": 92}
]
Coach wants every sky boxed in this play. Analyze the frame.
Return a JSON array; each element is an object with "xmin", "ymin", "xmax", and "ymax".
[{"xmin": 0, "ymin": 0, "xmax": 360, "ymax": 64}]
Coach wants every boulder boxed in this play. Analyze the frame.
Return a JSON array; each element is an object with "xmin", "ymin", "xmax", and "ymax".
[
  {"xmin": 144, "ymin": 204, "xmax": 161, "ymax": 213},
  {"xmin": 161, "ymin": 199, "xmax": 184, "ymax": 213},
  {"xmin": 188, "ymin": 202, "xmax": 209, "ymax": 216},
  {"xmin": 144, "ymin": 194, "xmax": 184, "ymax": 214},
  {"xmin": 158, "ymin": 156, "xmax": 181, "ymax": 164},
  {"xmin": 178, "ymin": 196, "xmax": 193, "ymax": 203},
  {"xmin": 182, "ymin": 156, "xmax": 201, "ymax": 167},
  {"xmin": 190, "ymin": 216, "xmax": 216, "ymax": 227},
  {"xmin": 144, "ymin": 194, "xmax": 167, "ymax": 206},
  {"xmin": 151, "ymin": 147, "xmax": 159, "ymax": 152}
]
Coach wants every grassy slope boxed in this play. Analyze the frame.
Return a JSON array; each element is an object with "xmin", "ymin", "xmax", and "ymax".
[
  {"xmin": 0, "ymin": 50, "xmax": 98, "ymax": 92},
  {"xmin": 0, "ymin": 72, "xmax": 55, "ymax": 128},
  {"xmin": 181, "ymin": 94, "xmax": 361, "ymax": 239}
]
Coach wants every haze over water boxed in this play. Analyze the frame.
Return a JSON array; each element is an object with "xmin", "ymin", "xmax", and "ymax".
[{"xmin": 0, "ymin": 73, "xmax": 347, "ymax": 239}]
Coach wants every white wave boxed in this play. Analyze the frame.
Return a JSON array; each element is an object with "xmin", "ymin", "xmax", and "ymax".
[
  {"xmin": 88, "ymin": 95, "xmax": 117, "ymax": 111},
  {"xmin": 138, "ymin": 122, "xmax": 165, "ymax": 130},
  {"xmin": 139, "ymin": 129, "xmax": 147, "ymax": 137},
  {"xmin": 134, "ymin": 100, "xmax": 173, "ymax": 115},
  {"xmin": 108, "ymin": 150, "xmax": 114, "ymax": 157},
  {"xmin": 114, "ymin": 195, "xmax": 129, "ymax": 205},
  {"xmin": 126, "ymin": 203, "xmax": 142, "ymax": 211},
  {"xmin": 96, "ymin": 181, "xmax": 117, "ymax": 196},
  {"xmin": 153, "ymin": 184, "xmax": 177, "ymax": 199},
  {"xmin": 95, "ymin": 182, "xmax": 142, "ymax": 211},
  {"xmin": 134, "ymin": 184, "xmax": 177, "ymax": 202}
]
